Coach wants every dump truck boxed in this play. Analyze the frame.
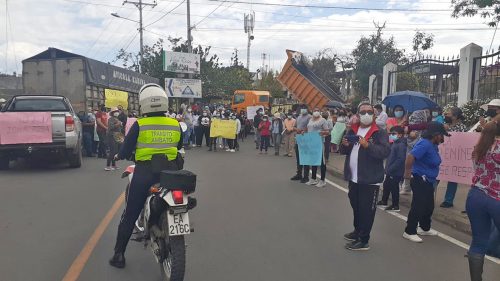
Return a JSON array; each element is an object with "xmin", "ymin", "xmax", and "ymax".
[{"xmin": 277, "ymin": 50, "xmax": 344, "ymax": 110}]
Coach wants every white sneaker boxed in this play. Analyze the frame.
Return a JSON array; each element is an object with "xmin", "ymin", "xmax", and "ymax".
[
  {"xmin": 191, "ymin": 144, "xmax": 196, "ymax": 147},
  {"xmin": 403, "ymin": 232, "xmax": 423, "ymax": 243},
  {"xmin": 316, "ymin": 180, "xmax": 326, "ymax": 188},
  {"xmin": 417, "ymin": 227, "xmax": 438, "ymax": 236},
  {"xmin": 230, "ymin": 149, "xmax": 236, "ymax": 152},
  {"xmin": 306, "ymin": 179, "xmax": 319, "ymax": 185},
  {"xmin": 226, "ymin": 149, "xmax": 231, "ymax": 152}
]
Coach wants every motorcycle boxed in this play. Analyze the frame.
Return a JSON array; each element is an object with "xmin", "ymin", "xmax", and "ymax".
[{"xmin": 122, "ymin": 165, "xmax": 197, "ymax": 281}]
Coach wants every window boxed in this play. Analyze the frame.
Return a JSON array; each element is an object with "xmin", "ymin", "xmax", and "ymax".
[
  {"xmin": 234, "ymin": 94, "xmax": 245, "ymax": 104},
  {"xmin": 259, "ymin": 95, "xmax": 269, "ymax": 103},
  {"xmin": 9, "ymin": 99, "xmax": 69, "ymax": 112}
]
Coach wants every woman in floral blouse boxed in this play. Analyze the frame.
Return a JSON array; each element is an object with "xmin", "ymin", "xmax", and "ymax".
[{"xmin": 465, "ymin": 120, "xmax": 500, "ymax": 281}]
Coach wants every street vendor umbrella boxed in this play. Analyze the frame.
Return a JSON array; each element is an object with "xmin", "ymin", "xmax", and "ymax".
[
  {"xmin": 325, "ymin": 100, "xmax": 344, "ymax": 109},
  {"xmin": 382, "ymin": 90, "xmax": 438, "ymax": 112}
]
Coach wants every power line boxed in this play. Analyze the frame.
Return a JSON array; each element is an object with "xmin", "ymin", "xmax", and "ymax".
[
  {"xmin": 196, "ymin": 26, "xmax": 497, "ymax": 32},
  {"xmin": 207, "ymin": 0, "xmax": 489, "ymax": 12},
  {"xmin": 192, "ymin": 0, "xmax": 226, "ymax": 28},
  {"xmin": 4, "ymin": 0, "xmax": 8, "ymax": 73},
  {"xmin": 111, "ymin": 32, "xmax": 139, "ymax": 64},
  {"xmin": 6, "ymin": 0, "xmax": 18, "ymax": 73},
  {"xmin": 144, "ymin": 0, "xmax": 185, "ymax": 27},
  {"xmin": 85, "ymin": 6, "xmax": 124, "ymax": 55}
]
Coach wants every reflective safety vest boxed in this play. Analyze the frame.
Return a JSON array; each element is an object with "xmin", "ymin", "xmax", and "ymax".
[{"xmin": 136, "ymin": 117, "xmax": 181, "ymax": 161}]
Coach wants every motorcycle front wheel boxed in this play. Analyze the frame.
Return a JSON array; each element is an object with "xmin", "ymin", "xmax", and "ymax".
[{"xmin": 160, "ymin": 235, "xmax": 186, "ymax": 281}]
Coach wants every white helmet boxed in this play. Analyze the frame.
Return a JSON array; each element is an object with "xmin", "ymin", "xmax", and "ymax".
[{"xmin": 139, "ymin": 83, "xmax": 169, "ymax": 115}]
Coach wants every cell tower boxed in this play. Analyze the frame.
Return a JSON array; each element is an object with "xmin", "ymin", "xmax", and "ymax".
[{"xmin": 244, "ymin": 11, "xmax": 255, "ymax": 70}]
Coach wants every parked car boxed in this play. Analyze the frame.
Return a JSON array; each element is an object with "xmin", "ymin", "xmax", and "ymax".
[{"xmin": 0, "ymin": 95, "xmax": 82, "ymax": 169}]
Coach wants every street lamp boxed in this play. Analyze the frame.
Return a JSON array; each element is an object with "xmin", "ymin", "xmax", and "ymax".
[{"xmin": 111, "ymin": 12, "xmax": 144, "ymax": 72}]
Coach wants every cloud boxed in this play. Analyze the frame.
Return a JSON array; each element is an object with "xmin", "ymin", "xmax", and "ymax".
[{"xmin": 0, "ymin": 0, "xmax": 497, "ymax": 77}]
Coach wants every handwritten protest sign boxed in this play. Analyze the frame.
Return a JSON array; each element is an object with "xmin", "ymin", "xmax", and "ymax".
[
  {"xmin": 0, "ymin": 112, "xmax": 52, "ymax": 144},
  {"xmin": 105, "ymin": 89, "xmax": 128, "ymax": 108},
  {"xmin": 210, "ymin": 119, "xmax": 237, "ymax": 139},
  {"xmin": 296, "ymin": 132, "xmax": 323, "ymax": 166},
  {"xmin": 331, "ymin": 122, "xmax": 346, "ymax": 145},
  {"xmin": 125, "ymin": 117, "xmax": 137, "ymax": 136},
  {"xmin": 247, "ymin": 105, "xmax": 264, "ymax": 120},
  {"xmin": 438, "ymin": 132, "xmax": 480, "ymax": 185}
]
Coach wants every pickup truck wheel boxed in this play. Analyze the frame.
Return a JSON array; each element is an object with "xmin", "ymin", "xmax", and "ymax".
[
  {"xmin": 0, "ymin": 155, "xmax": 9, "ymax": 170},
  {"xmin": 68, "ymin": 147, "xmax": 82, "ymax": 168}
]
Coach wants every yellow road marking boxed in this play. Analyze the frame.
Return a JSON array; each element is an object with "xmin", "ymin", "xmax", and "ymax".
[{"xmin": 61, "ymin": 192, "xmax": 125, "ymax": 281}]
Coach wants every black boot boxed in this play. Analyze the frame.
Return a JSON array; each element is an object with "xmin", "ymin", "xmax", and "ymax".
[
  {"xmin": 468, "ymin": 252, "xmax": 484, "ymax": 281},
  {"xmin": 109, "ymin": 252, "xmax": 126, "ymax": 268}
]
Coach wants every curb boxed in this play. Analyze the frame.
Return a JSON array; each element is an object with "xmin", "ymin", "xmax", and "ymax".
[{"xmin": 325, "ymin": 165, "xmax": 472, "ymax": 235}]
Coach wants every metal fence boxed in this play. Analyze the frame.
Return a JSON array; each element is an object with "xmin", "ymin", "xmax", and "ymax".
[
  {"xmin": 388, "ymin": 56, "xmax": 460, "ymax": 107},
  {"xmin": 472, "ymin": 49, "xmax": 500, "ymax": 101}
]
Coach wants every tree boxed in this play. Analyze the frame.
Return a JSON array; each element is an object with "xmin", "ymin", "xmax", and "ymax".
[
  {"xmin": 452, "ymin": 0, "xmax": 500, "ymax": 27},
  {"xmin": 396, "ymin": 72, "xmax": 420, "ymax": 91},
  {"xmin": 310, "ymin": 49, "xmax": 341, "ymax": 93},
  {"xmin": 256, "ymin": 70, "xmax": 286, "ymax": 98},
  {"xmin": 412, "ymin": 31, "xmax": 434, "ymax": 60},
  {"xmin": 351, "ymin": 23, "xmax": 407, "ymax": 98}
]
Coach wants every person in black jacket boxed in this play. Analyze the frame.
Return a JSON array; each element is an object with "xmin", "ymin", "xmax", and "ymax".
[
  {"xmin": 254, "ymin": 108, "xmax": 263, "ymax": 149},
  {"xmin": 377, "ymin": 126, "xmax": 407, "ymax": 211},
  {"xmin": 197, "ymin": 110, "xmax": 211, "ymax": 147},
  {"xmin": 340, "ymin": 102, "xmax": 390, "ymax": 251}
]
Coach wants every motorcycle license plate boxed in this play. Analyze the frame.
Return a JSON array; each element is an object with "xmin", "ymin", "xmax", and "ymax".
[{"xmin": 167, "ymin": 212, "xmax": 190, "ymax": 236}]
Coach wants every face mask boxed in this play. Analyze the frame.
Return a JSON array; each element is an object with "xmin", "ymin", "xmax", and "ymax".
[
  {"xmin": 301, "ymin": 109, "xmax": 308, "ymax": 115},
  {"xmin": 486, "ymin": 109, "xmax": 497, "ymax": 118},
  {"xmin": 432, "ymin": 112, "xmax": 439, "ymax": 117},
  {"xmin": 188, "ymin": 109, "xmax": 192, "ymax": 113},
  {"xmin": 312, "ymin": 111, "xmax": 321, "ymax": 117},
  {"xmin": 394, "ymin": 111, "xmax": 404, "ymax": 118},
  {"xmin": 113, "ymin": 112, "xmax": 119, "ymax": 117},
  {"xmin": 263, "ymin": 118, "xmax": 268, "ymax": 121},
  {"xmin": 287, "ymin": 115, "xmax": 292, "ymax": 119},
  {"xmin": 389, "ymin": 134, "xmax": 399, "ymax": 142},
  {"xmin": 203, "ymin": 113, "xmax": 207, "ymax": 116},
  {"xmin": 444, "ymin": 116, "xmax": 453, "ymax": 124},
  {"xmin": 360, "ymin": 113, "xmax": 373, "ymax": 126}
]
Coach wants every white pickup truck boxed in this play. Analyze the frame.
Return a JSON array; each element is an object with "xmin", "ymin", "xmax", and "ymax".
[{"xmin": 0, "ymin": 95, "xmax": 83, "ymax": 169}]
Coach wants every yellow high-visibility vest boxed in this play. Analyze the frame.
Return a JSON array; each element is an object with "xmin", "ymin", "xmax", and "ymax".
[{"xmin": 135, "ymin": 117, "xmax": 181, "ymax": 161}]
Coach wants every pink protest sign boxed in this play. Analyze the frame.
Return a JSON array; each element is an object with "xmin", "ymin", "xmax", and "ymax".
[
  {"xmin": 0, "ymin": 112, "xmax": 53, "ymax": 145},
  {"xmin": 438, "ymin": 132, "xmax": 480, "ymax": 185},
  {"xmin": 125, "ymin": 118, "xmax": 137, "ymax": 136}
]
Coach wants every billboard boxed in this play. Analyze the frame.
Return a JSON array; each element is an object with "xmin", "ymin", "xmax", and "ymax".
[
  {"xmin": 163, "ymin": 51, "xmax": 201, "ymax": 74},
  {"xmin": 165, "ymin": 78, "xmax": 202, "ymax": 99}
]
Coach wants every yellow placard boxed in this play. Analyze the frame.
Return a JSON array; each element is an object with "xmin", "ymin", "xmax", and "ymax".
[
  {"xmin": 105, "ymin": 89, "xmax": 129, "ymax": 108},
  {"xmin": 210, "ymin": 119, "xmax": 237, "ymax": 139}
]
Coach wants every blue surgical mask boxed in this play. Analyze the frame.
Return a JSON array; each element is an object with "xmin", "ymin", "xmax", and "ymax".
[
  {"xmin": 389, "ymin": 134, "xmax": 399, "ymax": 141},
  {"xmin": 394, "ymin": 111, "xmax": 404, "ymax": 118},
  {"xmin": 432, "ymin": 112, "xmax": 439, "ymax": 117}
]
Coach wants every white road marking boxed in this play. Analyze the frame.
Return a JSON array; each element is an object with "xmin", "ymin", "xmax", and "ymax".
[{"xmin": 324, "ymin": 177, "xmax": 500, "ymax": 265}]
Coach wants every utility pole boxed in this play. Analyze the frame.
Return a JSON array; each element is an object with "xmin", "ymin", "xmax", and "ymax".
[
  {"xmin": 122, "ymin": 0, "xmax": 157, "ymax": 73},
  {"xmin": 244, "ymin": 12, "xmax": 255, "ymax": 70},
  {"xmin": 186, "ymin": 0, "xmax": 192, "ymax": 53}
]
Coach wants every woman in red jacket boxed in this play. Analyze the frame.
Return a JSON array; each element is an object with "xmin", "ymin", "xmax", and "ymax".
[{"xmin": 258, "ymin": 115, "xmax": 271, "ymax": 154}]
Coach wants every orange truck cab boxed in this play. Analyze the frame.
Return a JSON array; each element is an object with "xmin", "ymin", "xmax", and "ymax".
[{"xmin": 231, "ymin": 90, "xmax": 270, "ymax": 113}]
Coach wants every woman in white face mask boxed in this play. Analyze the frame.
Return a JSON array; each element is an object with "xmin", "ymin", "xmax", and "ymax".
[
  {"xmin": 303, "ymin": 107, "xmax": 332, "ymax": 188},
  {"xmin": 105, "ymin": 108, "xmax": 124, "ymax": 171}
]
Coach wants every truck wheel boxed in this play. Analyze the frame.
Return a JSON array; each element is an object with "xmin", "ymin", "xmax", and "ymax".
[
  {"xmin": 0, "ymin": 155, "xmax": 9, "ymax": 170},
  {"xmin": 68, "ymin": 147, "xmax": 82, "ymax": 168}
]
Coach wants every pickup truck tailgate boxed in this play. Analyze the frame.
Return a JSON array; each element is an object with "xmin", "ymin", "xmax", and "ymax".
[{"xmin": 51, "ymin": 112, "xmax": 67, "ymax": 143}]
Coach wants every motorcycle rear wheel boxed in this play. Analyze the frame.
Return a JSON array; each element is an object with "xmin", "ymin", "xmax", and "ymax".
[{"xmin": 160, "ymin": 235, "xmax": 186, "ymax": 281}]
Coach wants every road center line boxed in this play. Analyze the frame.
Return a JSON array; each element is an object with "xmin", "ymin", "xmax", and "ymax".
[
  {"xmin": 61, "ymin": 192, "xmax": 125, "ymax": 281},
  {"xmin": 323, "ymin": 178, "xmax": 500, "ymax": 265}
]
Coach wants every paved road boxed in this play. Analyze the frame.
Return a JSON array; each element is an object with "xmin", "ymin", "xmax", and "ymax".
[{"xmin": 1, "ymin": 140, "xmax": 499, "ymax": 281}]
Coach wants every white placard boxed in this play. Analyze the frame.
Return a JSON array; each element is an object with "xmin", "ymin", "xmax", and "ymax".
[
  {"xmin": 163, "ymin": 51, "xmax": 201, "ymax": 74},
  {"xmin": 165, "ymin": 78, "xmax": 202, "ymax": 99},
  {"xmin": 246, "ymin": 105, "xmax": 264, "ymax": 120}
]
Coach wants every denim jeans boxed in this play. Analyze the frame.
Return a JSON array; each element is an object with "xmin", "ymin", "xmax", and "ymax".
[
  {"xmin": 488, "ymin": 222, "xmax": 500, "ymax": 258},
  {"xmin": 466, "ymin": 187, "xmax": 500, "ymax": 255},
  {"xmin": 443, "ymin": 181, "xmax": 458, "ymax": 204},
  {"xmin": 82, "ymin": 131, "xmax": 93, "ymax": 157}
]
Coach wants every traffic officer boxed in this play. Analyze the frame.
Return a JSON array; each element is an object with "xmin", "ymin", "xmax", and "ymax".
[{"xmin": 109, "ymin": 83, "xmax": 183, "ymax": 268}]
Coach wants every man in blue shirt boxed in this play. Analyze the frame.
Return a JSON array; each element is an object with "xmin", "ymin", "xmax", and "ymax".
[{"xmin": 403, "ymin": 122, "xmax": 450, "ymax": 243}]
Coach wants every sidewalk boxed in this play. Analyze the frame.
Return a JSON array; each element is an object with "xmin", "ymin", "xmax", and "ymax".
[{"xmin": 325, "ymin": 153, "xmax": 472, "ymax": 235}]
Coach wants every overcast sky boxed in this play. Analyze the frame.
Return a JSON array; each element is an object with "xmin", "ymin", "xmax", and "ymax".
[{"xmin": 0, "ymin": 0, "xmax": 498, "ymax": 75}]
